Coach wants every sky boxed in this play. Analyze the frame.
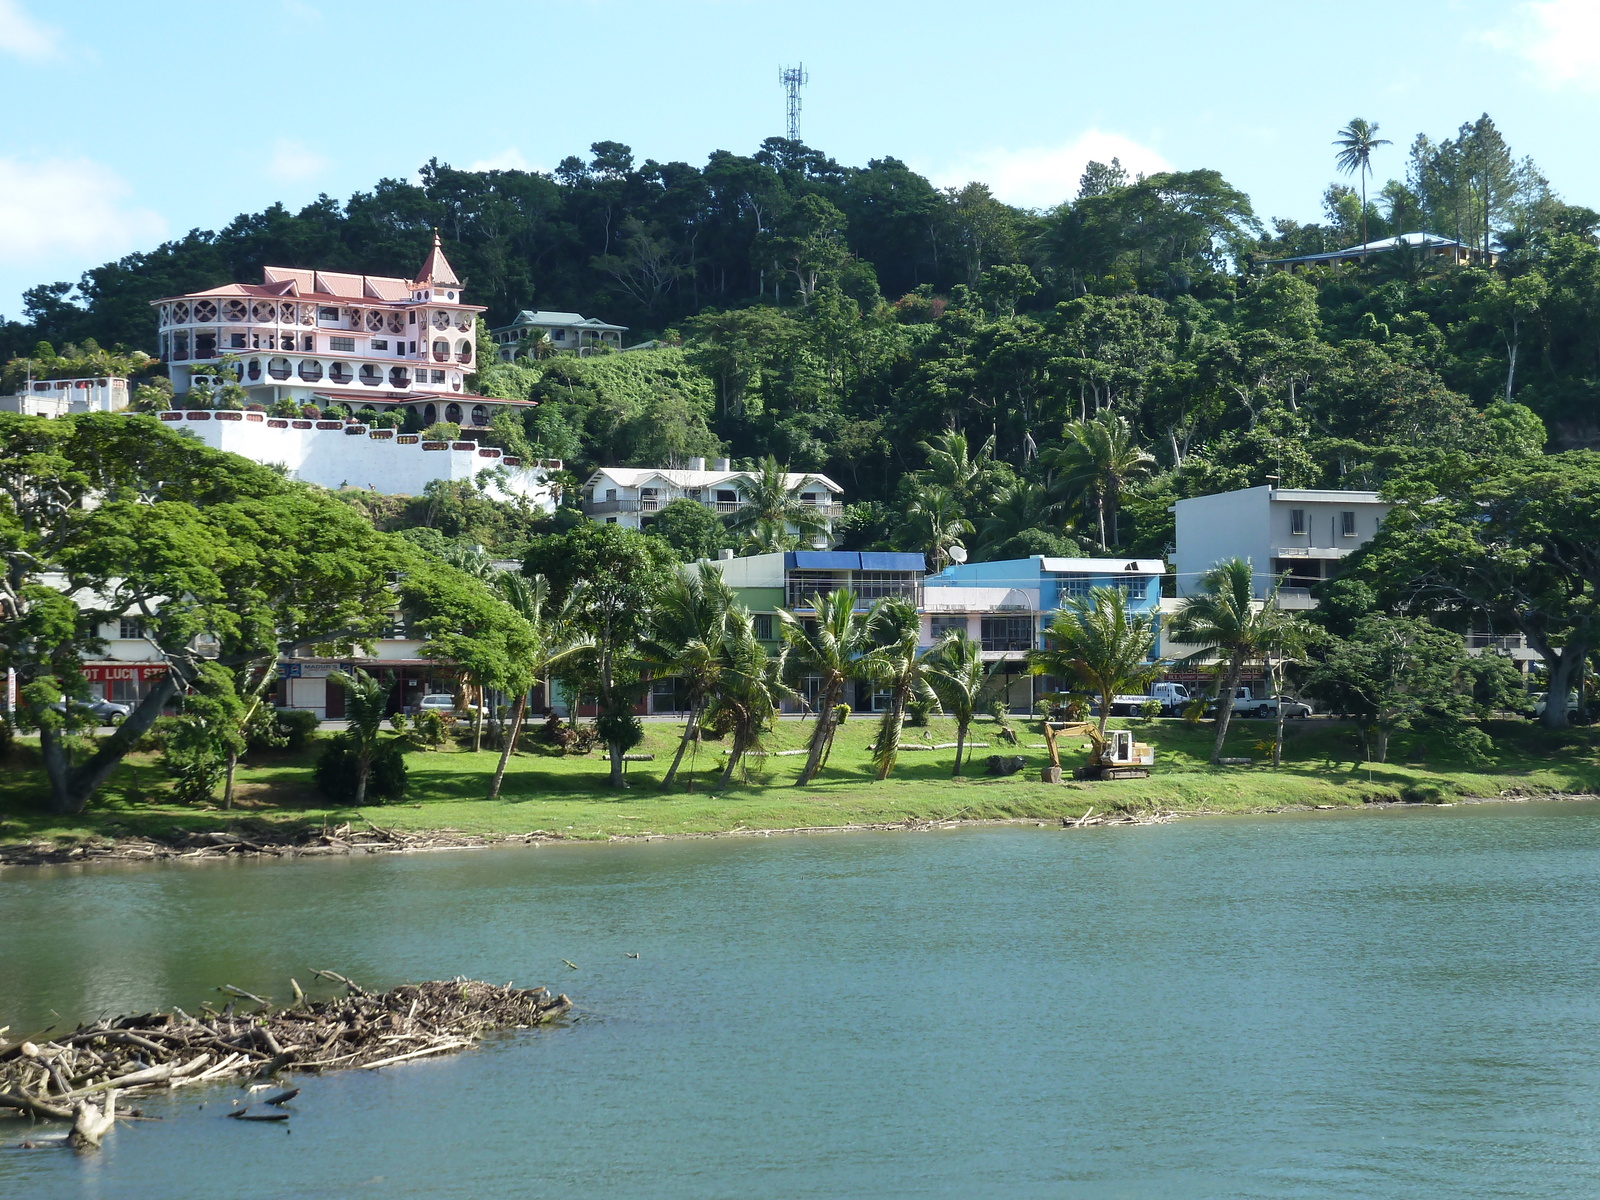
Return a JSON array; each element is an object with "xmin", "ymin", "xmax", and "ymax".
[{"xmin": 3, "ymin": 0, "xmax": 1598, "ymax": 316}]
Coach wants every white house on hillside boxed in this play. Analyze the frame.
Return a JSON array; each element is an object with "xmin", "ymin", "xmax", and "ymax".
[
  {"xmin": 583, "ymin": 459, "xmax": 843, "ymax": 541},
  {"xmin": 489, "ymin": 310, "xmax": 628, "ymax": 359}
]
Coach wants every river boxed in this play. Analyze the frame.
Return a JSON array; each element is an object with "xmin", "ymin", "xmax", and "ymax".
[{"xmin": 5, "ymin": 801, "xmax": 1600, "ymax": 1198}]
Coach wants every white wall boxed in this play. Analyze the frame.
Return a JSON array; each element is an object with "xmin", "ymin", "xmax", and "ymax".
[
  {"xmin": 1174, "ymin": 487, "xmax": 1273, "ymax": 597},
  {"xmin": 163, "ymin": 411, "xmax": 556, "ymax": 508}
]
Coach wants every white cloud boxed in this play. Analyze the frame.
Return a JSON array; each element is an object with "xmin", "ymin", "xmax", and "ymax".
[
  {"xmin": 0, "ymin": 156, "xmax": 165, "ymax": 263},
  {"xmin": 0, "ymin": 0, "xmax": 60, "ymax": 60},
  {"xmin": 927, "ymin": 130, "xmax": 1172, "ymax": 210},
  {"xmin": 267, "ymin": 138, "xmax": 329, "ymax": 183},
  {"xmin": 466, "ymin": 148, "xmax": 539, "ymax": 173},
  {"xmin": 1485, "ymin": 0, "xmax": 1600, "ymax": 87}
]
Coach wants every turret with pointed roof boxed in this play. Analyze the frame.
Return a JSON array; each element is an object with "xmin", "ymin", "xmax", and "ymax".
[{"xmin": 414, "ymin": 230, "xmax": 461, "ymax": 289}]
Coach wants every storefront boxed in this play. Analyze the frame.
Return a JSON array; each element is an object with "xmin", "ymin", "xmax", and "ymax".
[{"xmin": 82, "ymin": 662, "xmax": 169, "ymax": 705}]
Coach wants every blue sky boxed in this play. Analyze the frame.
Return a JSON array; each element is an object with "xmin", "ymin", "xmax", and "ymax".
[{"xmin": 3, "ymin": 0, "xmax": 1597, "ymax": 317}]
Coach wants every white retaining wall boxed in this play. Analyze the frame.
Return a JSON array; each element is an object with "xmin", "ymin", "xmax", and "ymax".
[{"xmin": 161, "ymin": 411, "xmax": 556, "ymax": 508}]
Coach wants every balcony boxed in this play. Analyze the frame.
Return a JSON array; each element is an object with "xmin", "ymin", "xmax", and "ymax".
[
  {"xmin": 584, "ymin": 498, "xmax": 641, "ymax": 516},
  {"xmin": 786, "ymin": 578, "xmax": 921, "ymax": 610},
  {"xmin": 1274, "ymin": 588, "xmax": 1319, "ymax": 610}
]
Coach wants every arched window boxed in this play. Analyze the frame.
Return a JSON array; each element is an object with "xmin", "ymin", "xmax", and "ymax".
[
  {"xmin": 298, "ymin": 360, "xmax": 323, "ymax": 382},
  {"xmin": 389, "ymin": 366, "xmax": 410, "ymax": 388},
  {"xmin": 455, "ymin": 339, "xmax": 472, "ymax": 364},
  {"xmin": 423, "ymin": 403, "xmax": 437, "ymax": 424},
  {"xmin": 267, "ymin": 357, "xmax": 292, "ymax": 380},
  {"xmin": 171, "ymin": 331, "xmax": 189, "ymax": 360},
  {"xmin": 359, "ymin": 364, "xmax": 382, "ymax": 386},
  {"xmin": 329, "ymin": 362, "xmax": 353, "ymax": 384},
  {"xmin": 470, "ymin": 404, "xmax": 488, "ymax": 426},
  {"xmin": 246, "ymin": 358, "xmax": 262, "ymax": 381},
  {"xmin": 432, "ymin": 339, "xmax": 449, "ymax": 362},
  {"xmin": 445, "ymin": 403, "xmax": 462, "ymax": 424}
]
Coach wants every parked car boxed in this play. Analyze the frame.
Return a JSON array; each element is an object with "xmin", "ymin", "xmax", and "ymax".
[
  {"xmin": 1531, "ymin": 692, "xmax": 1580, "ymax": 720},
  {"xmin": 50, "ymin": 696, "xmax": 132, "ymax": 726},
  {"xmin": 415, "ymin": 693, "xmax": 485, "ymax": 722},
  {"xmin": 1103, "ymin": 682, "xmax": 1192, "ymax": 717},
  {"xmin": 1208, "ymin": 686, "xmax": 1313, "ymax": 720}
]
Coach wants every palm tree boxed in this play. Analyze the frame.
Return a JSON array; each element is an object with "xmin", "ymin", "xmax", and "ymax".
[
  {"xmin": 976, "ymin": 480, "xmax": 1071, "ymax": 558},
  {"xmin": 724, "ymin": 455, "xmax": 830, "ymax": 548},
  {"xmin": 863, "ymin": 599, "xmax": 939, "ymax": 780},
  {"xmin": 1026, "ymin": 586, "xmax": 1161, "ymax": 742},
  {"xmin": 704, "ymin": 608, "xmax": 787, "ymax": 790},
  {"xmin": 926, "ymin": 630, "xmax": 1003, "ymax": 777},
  {"xmin": 328, "ymin": 668, "xmax": 391, "ymax": 808},
  {"xmin": 487, "ymin": 573, "xmax": 592, "ymax": 801},
  {"xmin": 638, "ymin": 564, "xmax": 736, "ymax": 790},
  {"xmin": 1168, "ymin": 558, "xmax": 1298, "ymax": 765},
  {"xmin": 917, "ymin": 429, "xmax": 1001, "ymax": 508},
  {"xmin": 778, "ymin": 588, "xmax": 881, "ymax": 785},
  {"xmin": 738, "ymin": 516, "xmax": 799, "ymax": 555},
  {"xmin": 1334, "ymin": 118, "xmax": 1392, "ymax": 252},
  {"xmin": 904, "ymin": 483, "xmax": 974, "ymax": 572},
  {"xmin": 1047, "ymin": 411, "xmax": 1154, "ymax": 551}
]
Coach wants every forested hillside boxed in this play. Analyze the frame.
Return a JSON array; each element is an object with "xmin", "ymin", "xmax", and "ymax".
[{"xmin": 10, "ymin": 114, "xmax": 1600, "ymax": 560}]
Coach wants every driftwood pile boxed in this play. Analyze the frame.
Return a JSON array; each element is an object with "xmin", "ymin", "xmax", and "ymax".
[{"xmin": 0, "ymin": 972, "xmax": 571, "ymax": 1148}]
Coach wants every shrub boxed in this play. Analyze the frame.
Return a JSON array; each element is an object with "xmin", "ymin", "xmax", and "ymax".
[
  {"xmin": 414, "ymin": 708, "xmax": 448, "ymax": 749},
  {"xmin": 300, "ymin": 404, "xmax": 322, "ymax": 419},
  {"xmin": 270, "ymin": 397, "xmax": 299, "ymax": 418},
  {"xmin": 422, "ymin": 421, "xmax": 461, "ymax": 442},
  {"xmin": 1139, "ymin": 699, "xmax": 1162, "ymax": 721},
  {"xmin": 906, "ymin": 696, "xmax": 937, "ymax": 727},
  {"xmin": 245, "ymin": 403, "xmax": 266, "ymax": 413},
  {"xmin": 388, "ymin": 712, "xmax": 410, "ymax": 736},
  {"xmin": 266, "ymin": 707, "xmax": 319, "ymax": 753},
  {"xmin": 323, "ymin": 404, "xmax": 349, "ymax": 421},
  {"xmin": 314, "ymin": 734, "xmax": 408, "ymax": 803}
]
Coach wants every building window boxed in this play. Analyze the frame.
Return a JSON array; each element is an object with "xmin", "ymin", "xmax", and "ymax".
[
  {"xmin": 318, "ymin": 306, "xmax": 339, "ymax": 322},
  {"xmin": 390, "ymin": 367, "xmax": 410, "ymax": 388},
  {"xmin": 302, "ymin": 334, "xmax": 314, "ymax": 352},
  {"xmin": 371, "ymin": 339, "xmax": 388, "ymax": 350},
  {"xmin": 119, "ymin": 617, "xmax": 145, "ymax": 640},
  {"xmin": 359, "ymin": 364, "xmax": 382, "ymax": 386},
  {"xmin": 330, "ymin": 336, "xmax": 355, "ymax": 352},
  {"xmin": 605, "ymin": 488, "xmax": 617, "ymax": 501},
  {"xmin": 1341, "ymin": 511, "xmax": 1357, "ymax": 537},
  {"xmin": 981, "ymin": 615, "xmax": 1033, "ymax": 652},
  {"xmin": 298, "ymin": 360, "xmax": 323, "ymax": 382},
  {"xmin": 752, "ymin": 613, "xmax": 774, "ymax": 641},
  {"xmin": 227, "ymin": 333, "xmax": 246, "ymax": 348},
  {"xmin": 1062, "ymin": 575, "xmax": 1091, "ymax": 599},
  {"xmin": 1290, "ymin": 508, "xmax": 1306, "ymax": 535},
  {"xmin": 268, "ymin": 357, "xmax": 292, "ymax": 380},
  {"xmin": 606, "ymin": 517, "xmax": 617, "ymax": 524},
  {"xmin": 553, "ymin": 329, "xmax": 566, "ymax": 340},
  {"xmin": 329, "ymin": 362, "xmax": 354, "ymax": 384},
  {"xmin": 432, "ymin": 370, "xmax": 446, "ymax": 383},
  {"xmin": 408, "ymin": 312, "xmax": 416, "ymax": 324},
  {"xmin": 930, "ymin": 615, "xmax": 966, "ymax": 639}
]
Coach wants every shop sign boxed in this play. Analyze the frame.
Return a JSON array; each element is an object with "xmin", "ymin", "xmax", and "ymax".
[{"xmin": 81, "ymin": 663, "xmax": 168, "ymax": 683}]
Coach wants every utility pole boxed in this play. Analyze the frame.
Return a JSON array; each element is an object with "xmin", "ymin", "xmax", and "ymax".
[{"xmin": 779, "ymin": 64, "xmax": 808, "ymax": 143}]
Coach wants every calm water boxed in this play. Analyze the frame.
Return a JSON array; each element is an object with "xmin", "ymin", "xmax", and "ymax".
[{"xmin": 5, "ymin": 803, "xmax": 1600, "ymax": 1199}]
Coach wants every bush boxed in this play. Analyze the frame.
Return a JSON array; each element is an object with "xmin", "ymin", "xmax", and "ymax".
[
  {"xmin": 299, "ymin": 404, "xmax": 322, "ymax": 419},
  {"xmin": 413, "ymin": 708, "xmax": 448, "ymax": 749},
  {"xmin": 323, "ymin": 404, "xmax": 350, "ymax": 421},
  {"xmin": 313, "ymin": 734, "xmax": 408, "ymax": 803},
  {"xmin": 906, "ymin": 696, "xmax": 937, "ymax": 727},
  {"xmin": 422, "ymin": 421, "xmax": 461, "ymax": 442},
  {"xmin": 252, "ymin": 707, "xmax": 320, "ymax": 754}
]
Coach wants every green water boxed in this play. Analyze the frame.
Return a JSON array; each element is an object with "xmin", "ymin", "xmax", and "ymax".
[{"xmin": 4, "ymin": 802, "xmax": 1600, "ymax": 1198}]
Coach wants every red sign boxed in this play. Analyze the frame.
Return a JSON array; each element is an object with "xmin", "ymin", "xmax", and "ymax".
[{"xmin": 81, "ymin": 663, "xmax": 169, "ymax": 682}]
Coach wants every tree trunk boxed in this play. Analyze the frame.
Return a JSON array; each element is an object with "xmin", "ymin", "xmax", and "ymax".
[
  {"xmin": 223, "ymin": 747, "xmax": 240, "ymax": 809},
  {"xmin": 1544, "ymin": 643, "xmax": 1584, "ymax": 730},
  {"xmin": 488, "ymin": 691, "xmax": 528, "ymax": 801},
  {"xmin": 471, "ymin": 683, "xmax": 484, "ymax": 754},
  {"xmin": 42, "ymin": 670, "xmax": 184, "ymax": 814},
  {"xmin": 719, "ymin": 727, "xmax": 744, "ymax": 790},
  {"xmin": 1210, "ymin": 655, "xmax": 1245, "ymax": 765},
  {"xmin": 661, "ymin": 699, "xmax": 700, "ymax": 790},
  {"xmin": 796, "ymin": 683, "xmax": 839, "ymax": 786},
  {"xmin": 354, "ymin": 749, "xmax": 370, "ymax": 807},
  {"xmin": 952, "ymin": 721, "xmax": 967, "ymax": 778},
  {"xmin": 1372, "ymin": 725, "xmax": 1390, "ymax": 764},
  {"xmin": 608, "ymin": 739, "xmax": 626, "ymax": 788}
]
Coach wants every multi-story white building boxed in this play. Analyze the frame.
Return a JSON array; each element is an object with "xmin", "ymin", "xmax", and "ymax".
[
  {"xmin": 582, "ymin": 459, "xmax": 844, "ymax": 541},
  {"xmin": 0, "ymin": 376, "xmax": 129, "ymax": 416},
  {"xmin": 1172, "ymin": 485, "xmax": 1392, "ymax": 604},
  {"xmin": 489, "ymin": 310, "xmax": 627, "ymax": 359}
]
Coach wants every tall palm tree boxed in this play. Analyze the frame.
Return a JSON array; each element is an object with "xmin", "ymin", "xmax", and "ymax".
[
  {"xmin": 926, "ymin": 630, "xmax": 1003, "ymax": 778},
  {"xmin": 1047, "ymin": 411, "xmax": 1154, "ymax": 551},
  {"xmin": 1026, "ymin": 586, "xmax": 1161, "ymax": 743},
  {"xmin": 738, "ymin": 516, "xmax": 799, "ymax": 555},
  {"xmin": 704, "ymin": 608, "xmax": 787, "ymax": 790},
  {"xmin": 328, "ymin": 667, "xmax": 391, "ymax": 808},
  {"xmin": 638, "ymin": 564, "xmax": 736, "ymax": 790},
  {"xmin": 917, "ymin": 429, "xmax": 1001, "ymax": 508},
  {"xmin": 1334, "ymin": 118, "xmax": 1392, "ymax": 251},
  {"xmin": 976, "ymin": 480, "xmax": 1070, "ymax": 558},
  {"xmin": 724, "ymin": 455, "xmax": 830, "ymax": 548},
  {"xmin": 487, "ymin": 573, "xmax": 592, "ymax": 801},
  {"xmin": 904, "ymin": 483, "xmax": 974, "ymax": 572},
  {"xmin": 862, "ymin": 599, "xmax": 939, "ymax": 780},
  {"xmin": 778, "ymin": 588, "xmax": 881, "ymax": 785},
  {"xmin": 1168, "ymin": 558, "xmax": 1298, "ymax": 765}
]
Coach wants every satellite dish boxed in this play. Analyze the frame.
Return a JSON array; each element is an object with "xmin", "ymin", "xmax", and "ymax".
[{"xmin": 949, "ymin": 545, "xmax": 969, "ymax": 564}]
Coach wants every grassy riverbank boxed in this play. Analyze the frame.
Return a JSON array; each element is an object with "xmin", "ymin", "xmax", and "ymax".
[{"xmin": 5, "ymin": 714, "xmax": 1600, "ymax": 851}]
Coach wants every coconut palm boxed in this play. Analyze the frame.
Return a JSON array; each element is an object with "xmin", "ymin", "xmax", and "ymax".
[
  {"xmin": 862, "ymin": 599, "xmax": 940, "ymax": 780},
  {"xmin": 738, "ymin": 516, "xmax": 800, "ymax": 555},
  {"xmin": 778, "ymin": 588, "xmax": 881, "ymax": 785},
  {"xmin": 1334, "ymin": 118, "xmax": 1392, "ymax": 251},
  {"xmin": 723, "ymin": 455, "xmax": 830, "ymax": 548},
  {"xmin": 486, "ymin": 573, "xmax": 592, "ymax": 801},
  {"xmin": 1026, "ymin": 586, "xmax": 1161, "ymax": 742},
  {"xmin": 904, "ymin": 483, "xmax": 974, "ymax": 572},
  {"xmin": 704, "ymin": 608, "xmax": 788, "ymax": 789},
  {"xmin": 976, "ymin": 480, "xmax": 1071, "ymax": 558},
  {"xmin": 926, "ymin": 630, "xmax": 1004, "ymax": 778},
  {"xmin": 917, "ymin": 429, "xmax": 1002, "ymax": 508},
  {"xmin": 1168, "ymin": 558, "xmax": 1299, "ymax": 765},
  {"xmin": 637, "ymin": 564, "xmax": 736, "ymax": 790},
  {"xmin": 1047, "ymin": 411, "xmax": 1154, "ymax": 550},
  {"xmin": 328, "ymin": 667, "xmax": 391, "ymax": 808}
]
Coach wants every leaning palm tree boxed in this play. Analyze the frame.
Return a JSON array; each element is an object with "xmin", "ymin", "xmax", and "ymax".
[
  {"xmin": 328, "ymin": 668, "xmax": 391, "ymax": 808},
  {"xmin": 1047, "ymin": 411, "xmax": 1154, "ymax": 550},
  {"xmin": 904, "ymin": 483, "xmax": 974, "ymax": 572},
  {"xmin": 778, "ymin": 588, "xmax": 881, "ymax": 785},
  {"xmin": 637, "ymin": 564, "xmax": 736, "ymax": 790},
  {"xmin": 486, "ymin": 573, "xmax": 592, "ymax": 801},
  {"xmin": 862, "ymin": 599, "xmax": 940, "ymax": 780},
  {"xmin": 704, "ymin": 608, "xmax": 788, "ymax": 789},
  {"xmin": 1167, "ymin": 558, "xmax": 1298, "ymax": 765},
  {"xmin": 1334, "ymin": 118, "xmax": 1391, "ymax": 251},
  {"xmin": 926, "ymin": 630, "xmax": 1003, "ymax": 778},
  {"xmin": 724, "ymin": 455, "xmax": 830, "ymax": 548},
  {"xmin": 1026, "ymin": 586, "xmax": 1161, "ymax": 743}
]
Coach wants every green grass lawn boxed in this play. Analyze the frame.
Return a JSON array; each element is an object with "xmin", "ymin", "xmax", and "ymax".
[{"xmin": 5, "ymin": 715, "xmax": 1600, "ymax": 849}]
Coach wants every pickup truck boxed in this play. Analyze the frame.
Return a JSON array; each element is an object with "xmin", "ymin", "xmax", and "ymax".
[
  {"xmin": 1212, "ymin": 686, "xmax": 1313, "ymax": 719},
  {"xmin": 1104, "ymin": 682, "xmax": 1192, "ymax": 717}
]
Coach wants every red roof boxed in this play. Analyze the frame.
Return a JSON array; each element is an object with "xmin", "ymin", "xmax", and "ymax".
[{"xmin": 412, "ymin": 231, "xmax": 462, "ymax": 287}]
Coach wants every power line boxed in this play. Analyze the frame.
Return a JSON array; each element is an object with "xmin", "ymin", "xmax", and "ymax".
[{"xmin": 778, "ymin": 63, "xmax": 808, "ymax": 142}]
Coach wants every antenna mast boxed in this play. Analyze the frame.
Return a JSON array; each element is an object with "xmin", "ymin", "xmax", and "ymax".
[{"xmin": 779, "ymin": 63, "xmax": 808, "ymax": 142}]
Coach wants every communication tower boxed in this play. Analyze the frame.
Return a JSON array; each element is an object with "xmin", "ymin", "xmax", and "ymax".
[{"xmin": 779, "ymin": 64, "xmax": 808, "ymax": 142}]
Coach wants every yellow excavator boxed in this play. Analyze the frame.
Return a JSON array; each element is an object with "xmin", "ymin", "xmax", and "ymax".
[{"xmin": 1040, "ymin": 721, "xmax": 1154, "ymax": 782}]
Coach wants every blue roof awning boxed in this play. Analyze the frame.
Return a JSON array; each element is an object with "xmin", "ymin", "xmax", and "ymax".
[
  {"xmin": 786, "ymin": 551, "xmax": 860, "ymax": 570},
  {"xmin": 859, "ymin": 552, "xmax": 927, "ymax": 572}
]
